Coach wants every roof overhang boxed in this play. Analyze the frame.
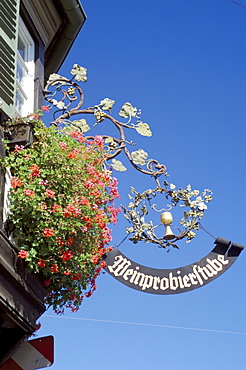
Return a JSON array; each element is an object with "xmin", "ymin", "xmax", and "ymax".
[{"xmin": 22, "ymin": 0, "xmax": 86, "ymax": 79}]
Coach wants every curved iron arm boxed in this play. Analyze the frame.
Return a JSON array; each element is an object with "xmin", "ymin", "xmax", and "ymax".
[
  {"xmin": 43, "ymin": 77, "xmax": 167, "ymax": 184},
  {"xmin": 43, "ymin": 73, "xmax": 212, "ymax": 249}
]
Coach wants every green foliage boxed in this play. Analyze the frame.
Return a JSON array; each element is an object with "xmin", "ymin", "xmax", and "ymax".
[{"xmin": 1, "ymin": 116, "xmax": 120, "ymax": 313}]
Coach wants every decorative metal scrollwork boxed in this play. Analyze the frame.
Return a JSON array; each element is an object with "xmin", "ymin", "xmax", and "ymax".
[
  {"xmin": 43, "ymin": 71, "xmax": 167, "ymax": 185},
  {"xmin": 43, "ymin": 65, "xmax": 212, "ymax": 249}
]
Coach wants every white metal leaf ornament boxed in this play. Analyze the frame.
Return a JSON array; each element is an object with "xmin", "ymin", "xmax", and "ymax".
[
  {"xmin": 131, "ymin": 149, "xmax": 148, "ymax": 165},
  {"xmin": 118, "ymin": 102, "xmax": 137, "ymax": 118},
  {"xmin": 47, "ymin": 73, "xmax": 65, "ymax": 84},
  {"xmin": 52, "ymin": 100, "xmax": 65, "ymax": 109},
  {"xmin": 111, "ymin": 159, "xmax": 127, "ymax": 171},
  {"xmin": 135, "ymin": 122, "xmax": 152, "ymax": 137},
  {"xmin": 100, "ymin": 98, "xmax": 115, "ymax": 111},
  {"xmin": 105, "ymin": 137, "xmax": 114, "ymax": 144},
  {"xmin": 69, "ymin": 119, "xmax": 90, "ymax": 133},
  {"xmin": 70, "ymin": 64, "xmax": 87, "ymax": 82}
]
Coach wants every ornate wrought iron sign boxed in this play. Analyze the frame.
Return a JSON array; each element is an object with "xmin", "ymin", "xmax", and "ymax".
[
  {"xmin": 104, "ymin": 237, "xmax": 244, "ymax": 294},
  {"xmin": 42, "ymin": 67, "xmax": 244, "ymax": 294}
]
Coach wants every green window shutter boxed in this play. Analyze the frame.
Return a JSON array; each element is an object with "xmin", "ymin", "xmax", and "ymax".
[{"xmin": 0, "ymin": 0, "xmax": 20, "ymax": 119}]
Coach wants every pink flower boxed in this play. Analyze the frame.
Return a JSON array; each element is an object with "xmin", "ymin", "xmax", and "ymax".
[
  {"xmin": 18, "ymin": 250, "xmax": 29, "ymax": 259},
  {"xmin": 14, "ymin": 145, "xmax": 25, "ymax": 154},
  {"xmin": 39, "ymin": 179, "xmax": 48, "ymax": 186},
  {"xmin": 45, "ymin": 189, "xmax": 55, "ymax": 198},
  {"xmin": 24, "ymin": 189, "xmax": 34, "ymax": 197},
  {"xmin": 93, "ymin": 135, "xmax": 104, "ymax": 149},
  {"xmin": 58, "ymin": 141, "xmax": 67, "ymax": 150}
]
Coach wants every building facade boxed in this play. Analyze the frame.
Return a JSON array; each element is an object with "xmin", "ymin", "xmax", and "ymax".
[
  {"xmin": 0, "ymin": 0, "xmax": 86, "ymax": 120},
  {"xmin": 0, "ymin": 0, "xmax": 85, "ymax": 365}
]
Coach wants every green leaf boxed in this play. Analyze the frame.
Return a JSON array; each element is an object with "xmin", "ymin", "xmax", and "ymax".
[{"xmin": 135, "ymin": 122, "xmax": 152, "ymax": 137}]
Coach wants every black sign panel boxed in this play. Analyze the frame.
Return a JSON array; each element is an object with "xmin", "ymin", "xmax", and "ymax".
[{"xmin": 104, "ymin": 237, "xmax": 244, "ymax": 294}]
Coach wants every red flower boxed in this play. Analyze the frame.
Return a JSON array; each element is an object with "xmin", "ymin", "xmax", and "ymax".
[
  {"xmin": 45, "ymin": 189, "xmax": 55, "ymax": 198},
  {"xmin": 80, "ymin": 196, "xmax": 90, "ymax": 206},
  {"xmin": 71, "ymin": 307, "xmax": 79, "ymax": 313},
  {"xmin": 101, "ymin": 260, "xmax": 107, "ymax": 268},
  {"xmin": 73, "ymin": 273, "xmax": 82, "ymax": 280},
  {"xmin": 52, "ymin": 204, "xmax": 62, "ymax": 212},
  {"xmin": 92, "ymin": 255, "xmax": 100, "ymax": 264},
  {"xmin": 67, "ymin": 149, "xmax": 79, "ymax": 159},
  {"xmin": 90, "ymin": 189, "xmax": 101, "ymax": 198},
  {"xmin": 41, "ymin": 105, "xmax": 49, "ymax": 112},
  {"xmin": 11, "ymin": 177, "xmax": 22, "ymax": 188},
  {"xmin": 60, "ymin": 250, "xmax": 74, "ymax": 261},
  {"xmin": 44, "ymin": 279, "xmax": 51, "ymax": 286},
  {"xmin": 57, "ymin": 237, "xmax": 65, "ymax": 246},
  {"xmin": 51, "ymin": 264, "xmax": 59, "ymax": 273},
  {"xmin": 24, "ymin": 189, "xmax": 35, "ymax": 197},
  {"xmin": 64, "ymin": 270, "xmax": 71, "ymax": 276},
  {"xmin": 70, "ymin": 131, "xmax": 79, "ymax": 138},
  {"xmin": 69, "ymin": 294, "xmax": 76, "ymax": 301},
  {"xmin": 63, "ymin": 204, "xmax": 80, "ymax": 218},
  {"xmin": 32, "ymin": 113, "xmax": 39, "ymax": 120},
  {"xmin": 66, "ymin": 237, "xmax": 74, "ymax": 246},
  {"xmin": 43, "ymin": 228, "xmax": 55, "ymax": 237},
  {"xmin": 58, "ymin": 141, "xmax": 67, "ymax": 150},
  {"xmin": 30, "ymin": 164, "xmax": 40, "ymax": 177},
  {"xmin": 18, "ymin": 250, "xmax": 29, "ymax": 259},
  {"xmin": 37, "ymin": 259, "xmax": 46, "ymax": 267}
]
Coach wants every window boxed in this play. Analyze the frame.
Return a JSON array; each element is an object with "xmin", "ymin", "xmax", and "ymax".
[{"xmin": 16, "ymin": 17, "xmax": 35, "ymax": 116}]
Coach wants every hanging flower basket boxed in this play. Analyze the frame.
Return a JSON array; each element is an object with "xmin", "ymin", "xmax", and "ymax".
[
  {"xmin": 0, "ymin": 115, "xmax": 120, "ymax": 314},
  {"xmin": 4, "ymin": 123, "xmax": 34, "ymax": 150}
]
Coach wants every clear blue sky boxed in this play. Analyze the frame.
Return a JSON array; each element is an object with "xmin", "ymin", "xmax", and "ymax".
[{"xmin": 37, "ymin": 1, "xmax": 246, "ymax": 369}]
